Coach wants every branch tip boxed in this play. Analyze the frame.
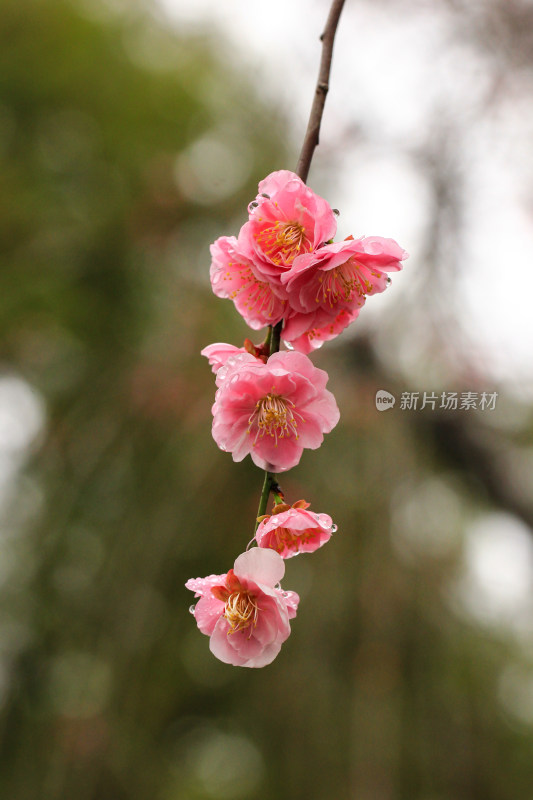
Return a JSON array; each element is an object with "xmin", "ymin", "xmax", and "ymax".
[{"xmin": 295, "ymin": 0, "xmax": 346, "ymax": 183}]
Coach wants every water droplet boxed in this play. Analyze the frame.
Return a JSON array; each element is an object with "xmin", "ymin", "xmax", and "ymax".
[
  {"xmin": 331, "ymin": 524, "xmax": 338, "ymax": 533},
  {"xmin": 332, "ymin": 208, "xmax": 340, "ymax": 216},
  {"xmin": 283, "ymin": 340, "xmax": 294, "ymax": 351},
  {"xmin": 189, "ymin": 605, "xmax": 196, "ymax": 615},
  {"xmin": 219, "ymin": 444, "xmax": 227, "ymax": 452},
  {"xmin": 212, "ymin": 273, "xmax": 221, "ymax": 284},
  {"xmin": 271, "ymin": 516, "xmax": 279, "ymax": 525},
  {"xmin": 282, "ymin": 591, "xmax": 288, "ymax": 597},
  {"xmin": 318, "ymin": 516, "xmax": 331, "ymax": 529},
  {"xmin": 248, "ymin": 201, "xmax": 259, "ymax": 212},
  {"xmin": 261, "ymin": 193, "xmax": 270, "ymax": 199},
  {"xmin": 386, "ymin": 277, "xmax": 392, "ymax": 285}
]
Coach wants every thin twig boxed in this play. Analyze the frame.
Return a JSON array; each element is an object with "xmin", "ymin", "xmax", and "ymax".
[
  {"xmin": 296, "ymin": 0, "xmax": 347, "ymax": 183},
  {"xmin": 254, "ymin": 0, "xmax": 346, "ymax": 526}
]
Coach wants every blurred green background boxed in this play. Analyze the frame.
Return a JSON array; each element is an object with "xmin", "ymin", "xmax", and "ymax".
[{"xmin": 2, "ymin": 1, "xmax": 533, "ymax": 798}]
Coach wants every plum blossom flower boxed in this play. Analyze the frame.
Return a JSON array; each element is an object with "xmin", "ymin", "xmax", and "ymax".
[
  {"xmin": 211, "ymin": 350, "xmax": 340, "ymax": 472},
  {"xmin": 281, "ymin": 236, "xmax": 408, "ymax": 352},
  {"xmin": 201, "ymin": 339, "xmax": 268, "ymax": 374},
  {"xmin": 210, "ymin": 235, "xmax": 287, "ymax": 329},
  {"xmin": 256, "ymin": 499, "xmax": 336, "ymax": 558},
  {"xmin": 238, "ymin": 170, "xmax": 337, "ymax": 286},
  {"xmin": 186, "ymin": 548, "xmax": 299, "ymax": 668}
]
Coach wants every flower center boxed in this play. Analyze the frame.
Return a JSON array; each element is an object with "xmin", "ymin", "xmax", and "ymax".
[
  {"xmin": 224, "ymin": 591, "xmax": 259, "ymax": 635},
  {"xmin": 256, "ymin": 221, "xmax": 310, "ymax": 266},
  {"xmin": 248, "ymin": 394, "xmax": 301, "ymax": 445},
  {"xmin": 316, "ymin": 259, "xmax": 372, "ymax": 306},
  {"xmin": 273, "ymin": 526, "xmax": 315, "ymax": 553}
]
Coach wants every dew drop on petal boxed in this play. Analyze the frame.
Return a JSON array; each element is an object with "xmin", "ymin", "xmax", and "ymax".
[
  {"xmin": 283, "ymin": 341, "xmax": 294, "ymax": 351},
  {"xmin": 271, "ymin": 516, "xmax": 279, "ymax": 525},
  {"xmin": 386, "ymin": 277, "xmax": 392, "ymax": 285},
  {"xmin": 189, "ymin": 605, "xmax": 196, "ymax": 615},
  {"xmin": 318, "ymin": 516, "xmax": 331, "ymax": 529},
  {"xmin": 331, "ymin": 524, "xmax": 338, "ymax": 533}
]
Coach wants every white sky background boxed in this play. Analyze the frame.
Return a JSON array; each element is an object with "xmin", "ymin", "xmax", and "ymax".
[{"xmin": 158, "ymin": 0, "xmax": 533, "ymax": 397}]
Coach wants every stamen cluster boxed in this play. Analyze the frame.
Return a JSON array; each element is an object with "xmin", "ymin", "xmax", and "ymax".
[{"xmin": 249, "ymin": 394, "xmax": 300, "ymax": 445}]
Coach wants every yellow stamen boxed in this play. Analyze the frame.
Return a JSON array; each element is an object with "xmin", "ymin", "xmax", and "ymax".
[
  {"xmin": 224, "ymin": 591, "xmax": 259, "ymax": 635},
  {"xmin": 316, "ymin": 260, "xmax": 372, "ymax": 307},
  {"xmin": 256, "ymin": 221, "xmax": 310, "ymax": 266},
  {"xmin": 274, "ymin": 526, "xmax": 315, "ymax": 553},
  {"xmin": 248, "ymin": 393, "xmax": 302, "ymax": 445}
]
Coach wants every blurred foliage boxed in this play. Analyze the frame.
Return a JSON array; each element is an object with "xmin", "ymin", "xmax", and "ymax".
[{"xmin": 1, "ymin": 1, "xmax": 533, "ymax": 800}]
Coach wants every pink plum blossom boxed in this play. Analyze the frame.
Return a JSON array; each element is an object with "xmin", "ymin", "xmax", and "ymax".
[
  {"xmin": 281, "ymin": 236, "xmax": 407, "ymax": 352},
  {"xmin": 238, "ymin": 170, "xmax": 337, "ymax": 285},
  {"xmin": 210, "ymin": 235, "xmax": 287, "ymax": 329},
  {"xmin": 186, "ymin": 548, "xmax": 299, "ymax": 668},
  {"xmin": 211, "ymin": 350, "xmax": 340, "ymax": 472},
  {"xmin": 256, "ymin": 499, "xmax": 336, "ymax": 558}
]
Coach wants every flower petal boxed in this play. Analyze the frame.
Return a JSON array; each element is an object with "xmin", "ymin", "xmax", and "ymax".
[{"xmin": 233, "ymin": 548, "xmax": 285, "ymax": 588}]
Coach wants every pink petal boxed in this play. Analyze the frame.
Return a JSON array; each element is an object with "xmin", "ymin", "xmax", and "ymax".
[
  {"xmin": 193, "ymin": 593, "xmax": 225, "ymax": 636},
  {"xmin": 257, "ymin": 170, "xmax": 304, "ymax": 198},
  {"xmin": 201, "ymin": 343, "xmax": 246, "ymax": 374},
  {"xmin": 185, "ymin": 573, "xmax": 227, "ymax": 598},
  {"xmin": 233, "ymin": 548, "xmax": 285, "ymax": 588},
  {"xmin": 283, "ymin": 591, "xmax": 300, "ymax": 618},
  {"xmin": 209, "ymin": 619, "xmax": 250, "ymax": 666},
  {"xmin": 250, "ymin": 436, "xmax": 304, "ymax": 473}
]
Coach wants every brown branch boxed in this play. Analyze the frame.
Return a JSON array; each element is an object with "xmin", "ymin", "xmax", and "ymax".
[
  {"xmin": 296, "ymin": 0, "xmax": 347, "ymax": 182},
  {"xmin": 254, "ymin": 0, "xmax": 347, "ymax": 525}
]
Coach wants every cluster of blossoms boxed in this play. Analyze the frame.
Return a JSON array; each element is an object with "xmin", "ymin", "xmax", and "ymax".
[
  {"xmin": 209, "ymin": 170, "xmax": 406, "ymax": 353},
  {"xmin": 187, "ymin": 170, "xmax": 407, "ymax": 667}
]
